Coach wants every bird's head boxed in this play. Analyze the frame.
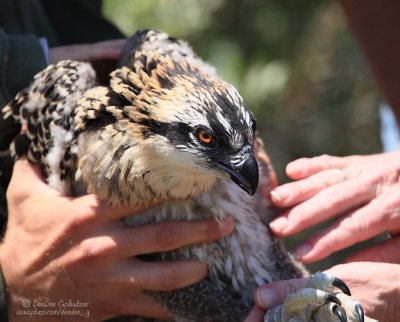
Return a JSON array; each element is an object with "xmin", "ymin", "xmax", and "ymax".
[{"xmin": 78, "ymin": 52, "xmax": 259, "ymax": 203}]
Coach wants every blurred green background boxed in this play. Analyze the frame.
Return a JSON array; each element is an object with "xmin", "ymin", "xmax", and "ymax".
[{"xmin": 103, "ymin": 0, "xmax": 383, "ymax": 271}]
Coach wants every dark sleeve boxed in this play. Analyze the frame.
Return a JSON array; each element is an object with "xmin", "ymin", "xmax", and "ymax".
[
  {"xmin": 0, "ymin": 28, "xmax": 48, "ymax": 226},
  {"xmin": 0, "ymin": 28, "xmax": 47, "ymax": 147},
  {"xmin": 40, "ymin": 0, "xmax": 124, "ymax": 45},
  {"xmin": 0, "ymin": 28, "xmax": 47, "ymax": 109}
]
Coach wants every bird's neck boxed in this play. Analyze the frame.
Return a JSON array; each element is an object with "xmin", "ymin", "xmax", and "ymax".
[
  {"xmin": 125, "ymin": 165, "xmax": 218, "ymax": 205},
  {"xmin": 77, "ymin": 132, "xmax": 218, "ymax": 205},
  {"xmin": 116, "ymin": 143, "xmax": 219, "ymax": 205}
]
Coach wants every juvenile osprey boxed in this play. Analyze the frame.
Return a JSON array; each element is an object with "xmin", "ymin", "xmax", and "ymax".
[{"xmin": 3, "ymin": 29, "xmax": 369, "ymax": 322}]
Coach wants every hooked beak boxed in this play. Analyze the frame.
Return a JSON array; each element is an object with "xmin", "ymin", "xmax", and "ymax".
[{"xmin": 214, "ymin": 147, "xmax": 259, "ymax": 195}]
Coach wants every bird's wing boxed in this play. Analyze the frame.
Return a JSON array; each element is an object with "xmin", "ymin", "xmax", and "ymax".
[{"xmin": 2, "ymin": 60, "xmax": 97, "ymax": 192}]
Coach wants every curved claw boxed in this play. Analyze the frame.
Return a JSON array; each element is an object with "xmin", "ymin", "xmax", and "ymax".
[
  {"xmin": 332, "ymin": 277, "xmax": 351, "ymax": 296},
  {"xmin": 332, "ymin": 304, "xmax": 347, "ymax": 322},
  {"xmin": 355, "ymin": 303, "xmax": 364, "ymax": 322},
  {"xmin": 326, "ymin": 294, "xmax": 342, "ymax": 306}
]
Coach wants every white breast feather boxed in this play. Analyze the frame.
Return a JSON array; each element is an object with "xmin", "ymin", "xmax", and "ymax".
[{"xmin": 123, "ymin": 179, "xmax": 276, "ymax": 305}]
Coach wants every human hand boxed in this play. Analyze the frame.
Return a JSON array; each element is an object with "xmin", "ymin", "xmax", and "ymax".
[
  {"xmin": 268, "ymin": 152, "xmax": 400, "ymax": 262},
  {"xmin": 0, "ymin": 159, "xmax": 234, "ymax": 321},
  {"xmin": 251, "ymin": 261, "xmax": 400, "ymax": 322}
]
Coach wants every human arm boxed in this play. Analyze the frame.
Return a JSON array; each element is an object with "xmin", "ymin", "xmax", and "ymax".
[
  {"xmin": 337, "ymin": 0, "xmax": 400, "ymax": 122},
  {"xmin": 0, "ymin": 159, "xmax": 234, "ymax": 321}
]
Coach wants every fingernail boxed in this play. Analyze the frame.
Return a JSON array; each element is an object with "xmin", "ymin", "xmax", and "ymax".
[
  {"xmin": 286, "ymin": 162, "xmax": 299, "ymax": 174},
  {"xmin": 256, "ymin": 288, "xmax": 278, "ymax": 309},
  {"xmin": 219, "ymin": 217, "xmax": 235, "ymax": 235},
  {"xmin": 269, "ymin": 217, "xmax": 288, "ymax": 233},
  {"xmin": 270, "ymin": 190, "xmax": 289, "ymax": 204},
  {"xmin": 294, "ymin": 243, "xmax": 312, "ymax": 260}
]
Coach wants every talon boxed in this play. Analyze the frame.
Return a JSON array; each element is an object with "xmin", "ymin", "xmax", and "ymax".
[
  {"xmin": 332, "ymin": 277, "xmax": 351, "ymax": 296},
  {"xmin": 326, "ymin": 294, "xmax": 342, "ymax": 306},
  {"xmin": 355, "ymin": 303, "xmax": 364, "ymax": 322},
  {"xmin": 332, "ymin": 304, "xmax": 347, "ymax": 322}
]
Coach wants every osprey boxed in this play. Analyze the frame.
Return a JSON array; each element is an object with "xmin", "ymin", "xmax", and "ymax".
[{"xmin": 3, "ymin": 29, "xmax": 368, "ymax": 322}]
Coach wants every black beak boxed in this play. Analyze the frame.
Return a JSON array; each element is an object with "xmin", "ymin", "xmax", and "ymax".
[{"xmin": 215, "ymin": 148, "xmax": 259, "ymax": 195}]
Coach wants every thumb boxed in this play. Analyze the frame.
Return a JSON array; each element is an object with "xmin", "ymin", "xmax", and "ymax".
[
  {"xmin": 243, "ymin": 306, "xmax": 265, "ymax": 322},
  {"xmin": 7, "ymin": 158, "xmax": 58, "ymax": 200},
  {"xmin": 254, "ymin": 278, "xmax": 308, "ymax": 309},
  {"xmin": 344, "ymin": 235, "xmax": 400, "ymax": 263}
]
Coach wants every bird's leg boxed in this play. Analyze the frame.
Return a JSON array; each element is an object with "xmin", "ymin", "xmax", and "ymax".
[{"xmin": 264, "ymin": 272, "xmax": 378, "ymax": 322}]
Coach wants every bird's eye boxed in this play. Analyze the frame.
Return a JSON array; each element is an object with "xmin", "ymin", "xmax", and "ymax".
[{"xmin": 196, "ymin": 129, "xmax": 216, "ymax": 146}]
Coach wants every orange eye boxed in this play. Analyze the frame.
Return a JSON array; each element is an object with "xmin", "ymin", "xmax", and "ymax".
[{"xmin": 197, "ymin": 129, "xmax": 215, "ymax": 145}]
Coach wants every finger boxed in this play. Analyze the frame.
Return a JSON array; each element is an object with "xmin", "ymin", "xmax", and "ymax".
[
  {"xmin": 11, "ymin": 158, "xmax": 46, "ymax": 186},
  {"xmin": 254, "ymin": 136, "xmax": 278, "ymax": 192},
  {"xmin": 254, "ymin": 278, "xmax": 308, "ymax": 309},
  {"xmin": 116, "ymin": 259, "xmax": 208, "ymax": 291},
  {"xmin": 243, "ymin": 306, "xmax": 265, "ymax": 322},
  {"xmin": 7, "ymin": 158, "xmax": 60, "ymax": 201},
  {"xmin": 49, "ymin": 40, "xmax": 126, "ymax": 64},
  {"xmin": 269, "ymin": 176, "xmax": 375, "ymax": 237},
  {"xmin": 293, "ymin": 188, "xmax": 400, "ymax": 262},
  {"xmin": 113, "ymin": 292, "xmax": 171, "ymax": 320},
  {"xmin": 270, "ymin": 168, "xmax": 348, "ymax": 207},
  {"xmin": 112, "ymin": 217, "xmax": 234, "ymax": 258},
  {"xmin": 345, "ymin": 235, "xmax": 400, "ymax": 263},
  {"xmin": 286, "ymin": 155, "xmax": 347, "ymax": 180},
  {"xmin": 87, "ymin": 39, "xmax": 126, "ymax": 60},
  {"xmin": 70, "ymin": 194, "xmax": 168, "ymax": 222},
  {"xmin": 257, "ymin": 153, "xmax": 278, "ymax": 195}
]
